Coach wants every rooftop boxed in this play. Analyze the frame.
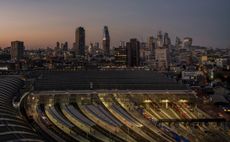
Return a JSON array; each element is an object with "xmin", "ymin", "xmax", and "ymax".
[
  {"xmin": 0, "ymin": 77, "xmax": 43, "ymax": 141},
  {"xmin": 34, "ymin": 70, "xmax": 188, "ymax": 91}
]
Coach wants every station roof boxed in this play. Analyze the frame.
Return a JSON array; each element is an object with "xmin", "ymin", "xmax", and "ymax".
[
  {"xmin": 34, "ymin": 70, "xmax": 188, "ymax": 91},
  {"xmin": 0, "ymin": 77, "xmax": 43, "ymax": 141}
]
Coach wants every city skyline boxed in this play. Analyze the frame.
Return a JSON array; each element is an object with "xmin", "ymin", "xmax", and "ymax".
[{"xmin": 0, "ymin": 0, "xmax": 230, "ymax": 49}]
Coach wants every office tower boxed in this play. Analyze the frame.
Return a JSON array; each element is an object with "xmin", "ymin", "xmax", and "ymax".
[
  {"xmin": 74, "ymin": 27, "xmax": 85, "ymax": 56},
  {"xmin": 54, "ymin": 42, "xmax": 60, "ymax": 52},
  {"xmin": 94, "ymin": 42, "xmax": 99, "ymax": 49},
  {"xmin": 114, "ymin": 46, "xmax": 127, "ymax": 66},
  {"xmin": 140, "ymin": 42, "xmax": 147, "ymax": 49},
  {"xmin": 163, "ymin": 32, "xmax": 171, "ymax": 47},
  {"xmin": 157, "ymin": 31, "xmax": 163, "ymax": 48},
  {"xmin": 62, "ymin": 42, "xmax": 68, "ymax": 51},
  {"xmin": 175, "ymin": 37, "xmax": 182, "ymax": 48},
  {"xmin": 139, "ymin": 42, "xmax": 149, "ymax": 64},
  {"xmin": 120, "ymin": 41, "xmax": 126, "ymax": 48},
  {"xmin": 155, "ymin": 47, "xmax": 168, "ymax": 71},
  {"xmin": 126, "ymin": 38, "xmax": 140, "ymax": 67},
  {"xmin": 102, "ymin": 26, "xmax": 110, "ymax": 55},
  {"xmin": 183, "ymin": 37, "xmax": 193, "ymax": 48},
  {"xmin": 148, "ymin": 36, "xmax": 156, "ymax": 59},
  {"xmin": 94, "ymin": 42, "xmax": 102, "ymax": 55},
  {"xmin": 10, "ymin": 41, "xmax": 24, "ymax": 61},
  {"xmin": 148, "ymin": 36, "xmax": 154, "ymax": 50},
  {"xmin": 88, "ymin": 43, "xmax": 94, "ymax": 55},
  {"xmin": 56, "ymin": 42, "xmax": 60, "ymax": 49}
]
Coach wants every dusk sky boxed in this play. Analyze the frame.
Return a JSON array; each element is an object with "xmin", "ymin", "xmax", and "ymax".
[{"xmin": 0, "ymin": 0, "xmax": 230, "ymax": 49}]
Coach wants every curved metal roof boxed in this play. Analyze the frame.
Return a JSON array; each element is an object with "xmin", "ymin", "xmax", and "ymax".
[{"xmin": 0, "ymin": 77, "xmax": 44, "ymax": 142}]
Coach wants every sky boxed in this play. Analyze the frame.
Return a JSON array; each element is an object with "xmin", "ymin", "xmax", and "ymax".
[{"xmin": 0, "ymin": 0, "xmax": 230, "ymax": 49}]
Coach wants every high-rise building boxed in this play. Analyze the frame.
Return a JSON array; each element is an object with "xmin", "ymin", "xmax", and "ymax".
[
  {"xmin": 126, "ymin": 38, "xmax": 140, "ymax": 67},
  {"xmin": 148, "ymin": 36, "xmax": 156, "ymax": 59},
  {"xmin": 88, "ymin": 42, "xmax": 101, "ymax": 56},
  {"xmin": 10, "ymin": 41, "xmax": 24, "ymax": 61},
  {"xmin": 163, "ymin": 32, "xmax": 171, "ymax": 47},
  {"xmin": 62, "ymin": 42, "xmax": 68, "ymax": 51},
  {"xmin": 175, "ymin": 37, "xmax": 182, "ymax": 48},
  {"xmin": 88, "ymin": 43, "xmax": 94, "ymax": 55},
  {"xmin": 139, "ymin": 42, "xmax": 150, "ymax": 65},
  {"xmin": 157, "ymin": 31, "xmax": 163, "ymax": 48},
  {"xmin": 102, "ymin": 26, "xmax": 110, "ymax": 55},
  {"xmin": 155, "ymin": 47, "xmax": 169, "ymax": 71},
  {"xmin": 120, "ymin": 41, "xmax": 126, "ymax": 48},
  {"xmin": 54, "ymin": 42, "xmax": 60, "ymax": 52},
  {"xmin": 56, "ymin": 42, "xmax": 60, "ymax": 49},
  {"xmin": 114, "ymin": 46, "xmax": 127, "ymax": 66},
  {"xmin": 74, "ymin": 27, "xmax": 85, "ymax": 56},
  {"xmin": 148, "ymin": 36, "xmax": 154, "ymax": 50},
  {"xmin": 183, "ymin": 37, "xmax": 193, "ymax": 48},
  {"xmin": 94, "ymin": 42, "xmax": 101, "ymax": 55}
]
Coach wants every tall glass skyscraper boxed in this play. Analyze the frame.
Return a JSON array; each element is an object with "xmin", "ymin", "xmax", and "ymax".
[
  {"xmin": 126, "ymin": 38, "xmax": 140, "ymax": 67},
  {"xmin": 74, "ymin": 27, "xmax": 85, "ymax": 57},
  {"xmin": 102, "ymin": 26, "xmax": 110, "ymax": 55}
]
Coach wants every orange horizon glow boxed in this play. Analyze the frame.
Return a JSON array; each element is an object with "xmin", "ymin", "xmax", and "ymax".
[{"xmin": 0, "ymin": 0, "xmax": 229, "ymax": 49}]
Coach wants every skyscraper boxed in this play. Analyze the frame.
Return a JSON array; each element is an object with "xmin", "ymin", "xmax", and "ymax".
[
  {"xmin": 56, "ymin": 42, "xmax": 60, "ymax": 49},
  {"xmin": 148, "ymin": 36, "xmax": 156, "ymax": 59},
  {"xmin": 74, "ymin": 27, "xmax": 85, "ymax": 56},
  {"xmin": 155, "ymin": 47, "xmax": 169, "ymax": 71},
  {"xmin": 157, "ymin": 31, "xmax": 163, "ymax": 47},
  {"xmin": 148, "ymin": 36, "xmax": 154, "ymax": 50},
  {"xmin": 54, "ymin": 42, "xmax": 60, "ymax": 52},
  {"xmin": 88, "ymin": 43, "xmax": 94, "ymax": 55},
  {"xmin": 114, "ymin": 46, "xmax": 127, "ymax": 66},
  {"xmin": 163, "ymin": 32, "xmax": 171, "ymax": 47},
  {"xmin": 126, "ymin": 38, "xmax": 140, "ymax": 67},
  {"xmin": 175, "ymin": 37, "xmax": 182, "ymax": 48},
  {"xmin": 102, "ymin": 26, "xmax": 110, "ymax": 55},
  {"xmin": 63, "ymin": 42, "xmax": 68, "ymax": 51},
  {"xmin": 183, "ymin": 37, "xmax": 193, "ymax": 48},
  {"xmin": 10, "ymin": 41, "xmax": 24, "ymax": 61}
]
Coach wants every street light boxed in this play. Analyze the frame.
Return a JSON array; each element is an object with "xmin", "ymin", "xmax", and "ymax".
[
  {"xmin": 136, "ymin": 124, "xmax": 143, "ymax": 128},
  {"xmin": 143, "ymin": 100, "xmax": 152, "ymax": 103},
  {"xmin": 178, "ymin": 99, "xmax": 188, "ymax": 103},
  {"xmin": 161, "ymin": 99, "xmax": 169, "ymax": 109}
]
